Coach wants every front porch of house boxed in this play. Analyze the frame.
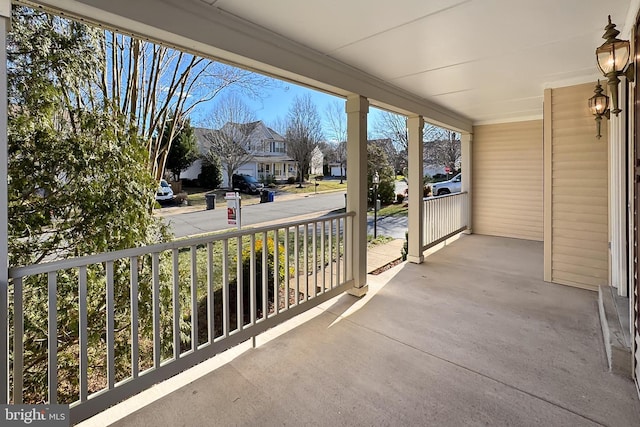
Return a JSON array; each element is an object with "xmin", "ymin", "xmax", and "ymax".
[
  {"xmin": 80, "ymin": 235, "xmax": 640, "ymax": 426},
  {"xmin": 3, "ymin": 1, "xmax": 640, "ymax": 425}
]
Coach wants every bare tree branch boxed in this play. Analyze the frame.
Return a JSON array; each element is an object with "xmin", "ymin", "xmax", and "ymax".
[
  {"xmin": 423, "ymin": 129, "xmax": 461, "ymax": 173},
  {"xmin": 201, "ymin": 94, "xmax": 259, "ymax": 187},
  {"xmin": 284, "ymin": 94, "xmax": 323, "ymax": 185}
]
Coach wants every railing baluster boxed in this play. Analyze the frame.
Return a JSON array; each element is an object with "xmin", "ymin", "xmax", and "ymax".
[
  {"xmin": 428, "ymin": 199, "xmax": 432, "ymax": 243},
  {"xmin": 284, "ymin": 228, "xmax": 290, "ymax": 310},
  {"xmin": 47, "ymin": 271, "xmax": 57, "ymax": 404},
  {"xmin": 442, "ymin": 198, "xmax": 446, "ymax": 235},
  {"xmin": 250, "ymin": 235, "xmax": 256, "ymax": 324},
  {"xmin": 222, "ymin": 240, "xmax": 229, "ymax": 337},
  {"xmin": 303, "ymin": 224, "xmax": 309, "ymax": 300},
  {"xmin": 207, "ymin": 242, "xmax": 214, "ymax": 342},
  {"xmin": 130, "ymin": 257, "xmax": 139, "ymax": 379},
  {"xmin": 448, "ymin": 198, "xmax": 451, "ymax": 233},
  {"xmin": 329, "ymin": 219, "xmax": 334, "ymax": 289},
  {"xmin": 274, "ymin": 229, "xmax": 280, "ymax": 314},
  {"xmin": 430, "ymin": 199, "xmax": 434, "ymax": 241},
  {"xmin": 320, "ymin": 221, "xmax": 326, "ymax": 294},
  {"xmin": 425, "ymin": 200, "xmax": 429, "ymax": 243},
  {"xmin": 448, "ymin": 198, "xmax": 452, "ymax": 233},
  {"xmin": 450, "ymin": 197, "xmax": 453, "ymax": 232},
  {"xmin": 336, "ymin": 218, "xmax": 341, "ymax": 285},
  {"xmin": 345, "ymin": 215, "xmax": 350, "ymax": 283},
  {"xmin": 191, "ymin": 245, "xmax": 199, "ymax": 348},
  {"xmin": 172, "ymin": 249, "xmax": 180, "ymax": 359},
  {"xmin": 106, "ymin": 261, "xmax": 115, "ymax": 390},
  {"xmin": 236, "ymin": 237, "xmax": 242, "ymax": 332},
  {"xmin": 447, "ymin": 198, "xmax": 450, "ymax": 233},
  {"xmin": 152, "ymin": 252, "xmax": 161, "ymax": 368},
  {"xmin": 262, "ymin": 231, "xmax": 267, "ymax": 317},
  {"xmin": 294, "ymin": 226, "xmax": 299, "ymax": 306},
  {"xmin": 13, "ymin": 277, "xmax": 23, "ymax": 404}
]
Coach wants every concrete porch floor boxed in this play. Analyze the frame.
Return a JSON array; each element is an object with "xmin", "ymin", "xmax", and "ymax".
[{"xmin": 89, "ymin": 235, "xmax": 639, "ymax": 426}]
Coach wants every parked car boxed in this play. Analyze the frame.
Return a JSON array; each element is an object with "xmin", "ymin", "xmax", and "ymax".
[
  {"xmin": 232, "ymin": 174, "xmax": 264, "ymax": 194},
  {"xmin": 431, "ymin": 173, "xmax": 461, "ymax": 196},
  {"xmin": 155, "ymin": 179, "xmax": 174, "ymax": 202}
]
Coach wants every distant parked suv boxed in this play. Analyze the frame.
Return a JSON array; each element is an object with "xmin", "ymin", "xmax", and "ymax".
[
  {"xmin": 232, "ymin": 174, "xmax": 264, "ymax": 194},
  {"xmin": 431, "ymin": 173, "xmax": 461, "ymax": 196}
]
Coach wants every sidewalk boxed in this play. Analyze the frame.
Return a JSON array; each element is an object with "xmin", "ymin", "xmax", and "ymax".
[{"xmin": 367, "ymin": 239, "xmax": 405, "ymax": 273}]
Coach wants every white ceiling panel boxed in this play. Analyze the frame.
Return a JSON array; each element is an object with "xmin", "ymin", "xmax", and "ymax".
[
  {"xmin": 213, "ymin": 0, "xmax": 469, "ymax": 53},
  {"xmin": 27, "ymin": 0, "xmax": 636, "ymax": 125}
]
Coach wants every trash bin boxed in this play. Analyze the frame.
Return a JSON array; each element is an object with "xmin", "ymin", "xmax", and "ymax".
[
  {"xmin": 205, "ymin": 192, "xmax": 216, "ymax": 210},
  {"xmin": 268, "ymin": 191, "xmax": 275, "ymax": 202},
  {"xmin": 260, "ymin": 189, "xmax": 269, "ymax": 203}
]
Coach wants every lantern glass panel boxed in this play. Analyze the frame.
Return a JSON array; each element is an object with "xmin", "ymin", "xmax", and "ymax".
[
  {"xmin": 588, "ymin": 94, "xmax": 608, "ymax": 115},
  {"xmin": 597, "ymin": 40, "xmax": 630, "ymax": 74}
]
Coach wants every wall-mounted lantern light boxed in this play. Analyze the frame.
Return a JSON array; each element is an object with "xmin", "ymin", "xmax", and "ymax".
[
  {"xmin": 596, "ymin": 15, "xmax": 634, "ymax": 115},
  {"xmin": 588, "ymin": 80, "xmax": 610, "ymax": 139}
]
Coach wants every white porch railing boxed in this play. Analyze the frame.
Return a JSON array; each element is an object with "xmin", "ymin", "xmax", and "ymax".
[
  {"xmin": 422, "ymin": 192, "xmax": 469, "ymax": 250},
  {"xmin": 8, "ymin": 211, "xmax": 354, "ymax": 424}
]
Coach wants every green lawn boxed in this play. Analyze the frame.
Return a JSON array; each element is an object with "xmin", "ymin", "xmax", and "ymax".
[
  {"xmin": 367, "ymin": 235, "xmax": 394, "ymax": 247},
  {"xmin": 278, "ymin": 177, "xmax": 347, "ymax": 194},
  {"xmin": 179, "ymin": 182, "xmax": 407, "ymax": 218},
  {"xmin": 182, "ymin": 187, "xmax": 261, "ymax": 207},
  {"xmin": 377, "ymin": 203, "xmax": 407, "ymax": 217}
]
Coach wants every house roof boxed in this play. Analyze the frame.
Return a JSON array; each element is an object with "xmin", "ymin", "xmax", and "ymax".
[{"xmin": 194, "ymin": 121, "xmax": 290, "ymax": 159}]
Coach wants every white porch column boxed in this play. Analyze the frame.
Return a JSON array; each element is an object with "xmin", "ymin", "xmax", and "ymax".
[
  {"xmin": 407, "ymin": 115, "xmax": 424, "ymax": 264},
  {"xmin": 461, "ymin": 132, "xmax": 473, "ymax": 234},
  {"xmin": 346, "ymin": 95, "xmax": 368, "ymax": 297},
  {"xmin": 610, "ymin": 106, "xmax": 627, "ymax": 296},
  {"xmin": 0, "ymin": 0, "xmax": 9, "ymax": 404}
]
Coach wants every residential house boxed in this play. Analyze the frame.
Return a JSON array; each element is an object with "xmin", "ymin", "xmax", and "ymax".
[
  {"xmin": 310, "ymin": 146, "xmax": 324, "ymax": 176},
  {"xmin": 181, "ymin": 121, "xmax": 298, "ymax": 186}
]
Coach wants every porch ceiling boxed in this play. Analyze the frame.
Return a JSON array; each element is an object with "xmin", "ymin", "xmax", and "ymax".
[{"xmin": 23, "ymin": 0, "xmax": 634, "ymax": 127}]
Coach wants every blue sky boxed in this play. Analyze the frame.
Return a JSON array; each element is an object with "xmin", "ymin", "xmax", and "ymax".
[
  {"xmin": 246, "ymin": 82, "xmax": 388, "ymax": 139},
  {"xmin": 191, "ymin": 73, "xmax": 386, "ymax": 140},
  {"xmin": 246, "ymin": 83, "xmax": 340, "ymax": 126}
]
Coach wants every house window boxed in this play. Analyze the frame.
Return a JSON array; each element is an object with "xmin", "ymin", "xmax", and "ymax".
[{"xmin": 269, "ymin": 141, "xmax": 285, "ymax": 153}]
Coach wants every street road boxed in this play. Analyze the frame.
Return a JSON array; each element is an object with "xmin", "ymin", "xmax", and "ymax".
[
  {"xmin": 371, "ymin": 215, "xmax": 408, "ymax": 239},
  {"xmin": 165, "ymin": 192, "xmax": 347, "ymax": 237},
  {"xmin": 163, "ymin": 190, "xmax": 409, "ymax": 239}
]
